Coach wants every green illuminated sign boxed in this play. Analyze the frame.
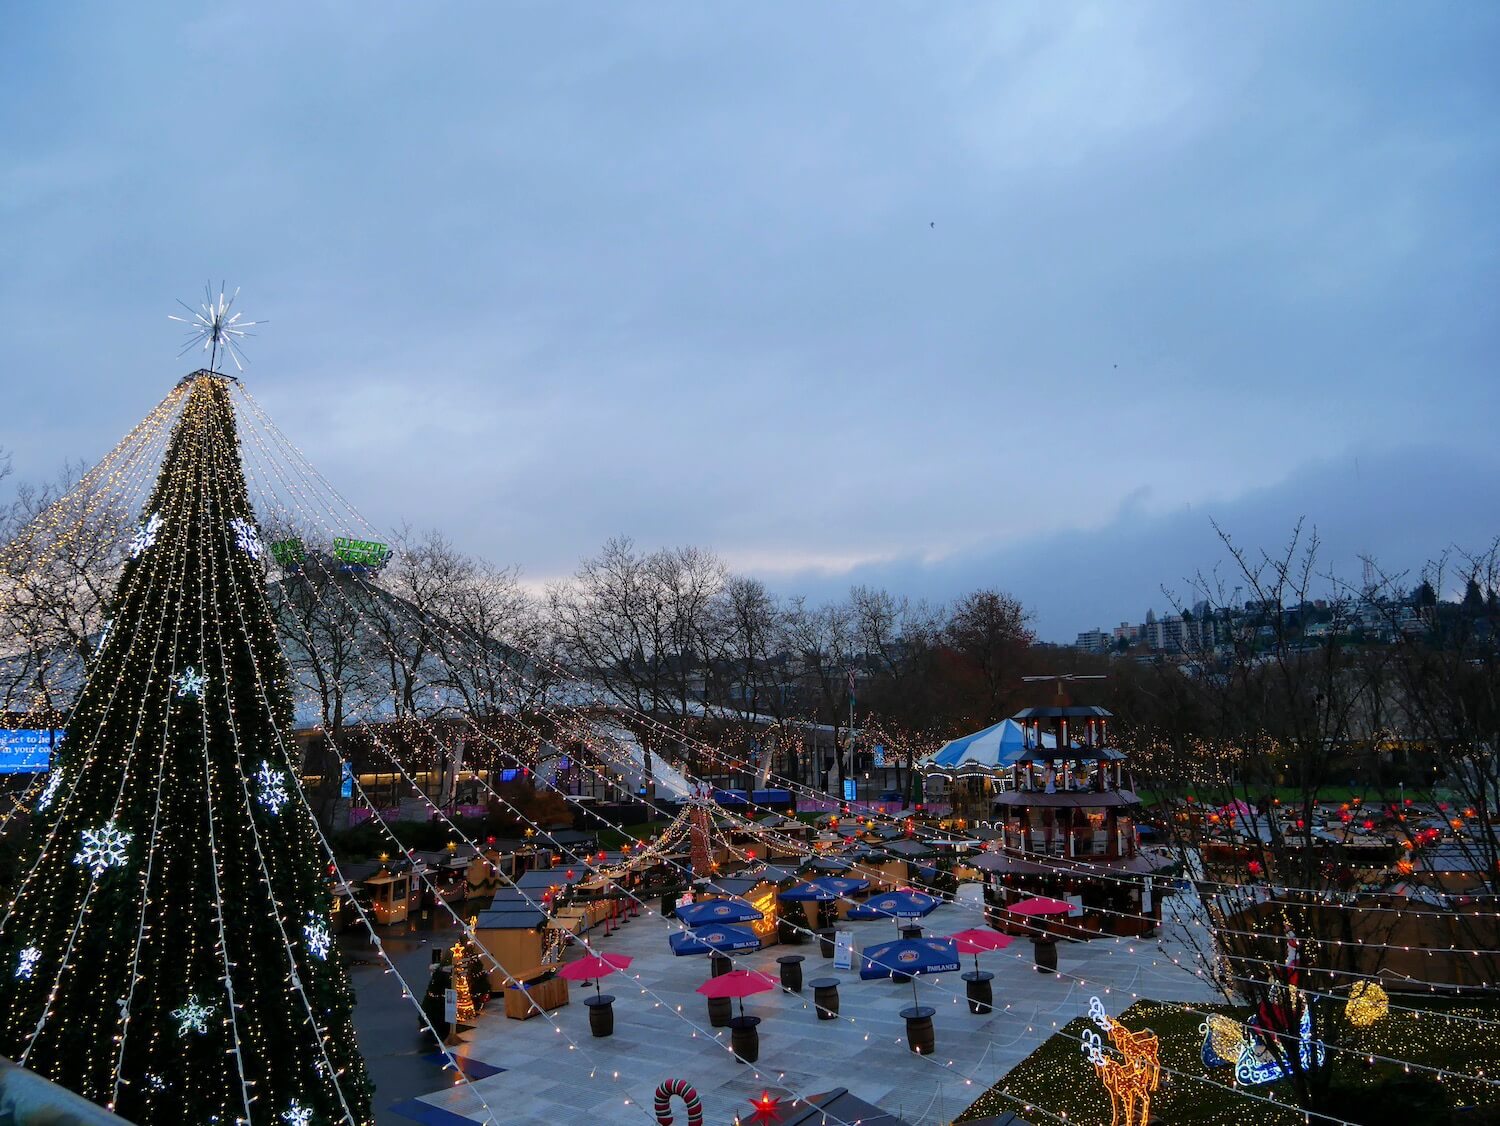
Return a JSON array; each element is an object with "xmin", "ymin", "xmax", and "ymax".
[
  {"xmin": 270, "ymin": 538, "xmax": 306, "ymax": 567},
  {"xmin": 332, "ymin": 537, "xmax": 391, "ymax": 568}
]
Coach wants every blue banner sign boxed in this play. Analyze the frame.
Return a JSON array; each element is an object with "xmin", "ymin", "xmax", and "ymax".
[{"xmin": 0, "ymin": 730, "xmax": 64, "ymax": 774}]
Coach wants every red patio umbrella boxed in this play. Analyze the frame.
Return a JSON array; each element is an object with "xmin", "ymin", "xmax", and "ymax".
[
  {"xmin": 696, "ymin": 969, "xmax": 777, "ymax": 1018},
  {"xmin": 948, "ymin": 928, "xmax": 1014, "ymax": 972},
  {"xmin": 559, "ymin": 953, "xmax": 634, "ymax": 1000}
]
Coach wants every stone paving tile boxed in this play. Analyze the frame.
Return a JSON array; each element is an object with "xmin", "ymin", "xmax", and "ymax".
[{"xmin": 409, "ymin": 896, "xmax": 1220, "ymax": 1125}]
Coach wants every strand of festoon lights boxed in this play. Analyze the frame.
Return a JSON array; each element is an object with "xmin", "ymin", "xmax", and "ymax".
[
  {"xmin": 230, "ymin": 386, "xmax": 1496, "ymax": 1102},
  {"xmin": 233, "ymin": 380, "xmax": 1500, "ymax": 928},
  {"xmin": 165, "ymin": 422, "xmax": 370, "ymax": 1119},
  {"xmin": 220, "ymin": 454, "xmax": 1044, "ymax": 1126},
  {"xmin": 9, "ymin": 405, "xmax": 202, "ymax": 1083},
  {"xmin": 227, "ymin": 438, "xmax": 1500, "ymax": 1074},
  {"xmin": 0, "ymin": 388, "xmax": 183, "ymax": 840}
]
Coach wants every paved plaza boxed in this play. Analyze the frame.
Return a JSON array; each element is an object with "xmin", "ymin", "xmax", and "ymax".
[{"xmin": 405, "ymin": 888, "xmax": 1219, "ymax": 1126}]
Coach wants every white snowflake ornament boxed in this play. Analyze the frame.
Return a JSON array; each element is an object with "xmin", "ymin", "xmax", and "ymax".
[
  {"xmin": 16, "ymin": 946, "xmax": 41, "ymax": 980},
  {"xmin": 281, "ymin": 1101, "xmax": 314, "ymax": 1126},
  {"xmin": 35, "ymin": 771, "xmax": 63, "ymax": 812},
  {"xmin": 74, "ymin": 820, "xmax": 133, "ymax": 878},
  {"xmin": 230, "ymin": 518, "xmax": 263, "ymax": 561},
  {"xmin": 130, "ymin": 513, "xmax": 163, "ymax": 558},
  {"xmin": 256, "ymin": 760, "xmax": 290, "ymax": 815},
  {"xmin": 303, "ymin": 912, "xmax": 332, "ymax": 961},
  {"xmin": 172, "ymin": 994, "xmax": 215, "ymax": 1036},
  {"xmin": 171, "ymin": 666, "xmax": 207, "ymax": 700}
]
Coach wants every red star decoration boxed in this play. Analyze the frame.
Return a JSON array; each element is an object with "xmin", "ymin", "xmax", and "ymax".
[{"xmin": 748, "ymin": 1091, "xmax": 783, "ymax": 1123}]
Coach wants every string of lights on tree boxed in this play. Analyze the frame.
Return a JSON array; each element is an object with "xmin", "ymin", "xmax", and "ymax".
[{"xmin": 3, "ymin": 324, "xmax": 1492, "ymax": 1126}]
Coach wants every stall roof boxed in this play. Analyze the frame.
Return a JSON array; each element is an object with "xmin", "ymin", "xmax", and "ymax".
[
  {"xmin": 778, "ymin": 1088, "xmax": 913, "ymax": 1126},
  {"xmin": 514, "ymin": 869, "xmax": 587, "ymax": 889},
  {"xmin": 475, "ymin": 908, "xmax": 547, "ymax": 930}
]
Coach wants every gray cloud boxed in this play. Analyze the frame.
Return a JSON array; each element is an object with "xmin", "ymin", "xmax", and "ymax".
[{"xmin": 2, "ymin": 4, "xmax": 1496, "ymax": 637}]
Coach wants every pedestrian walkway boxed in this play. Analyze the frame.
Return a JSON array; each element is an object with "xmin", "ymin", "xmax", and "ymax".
[{"xmin": 407, "ymin": 887, "xmax": 1219, "ymax": 1125}]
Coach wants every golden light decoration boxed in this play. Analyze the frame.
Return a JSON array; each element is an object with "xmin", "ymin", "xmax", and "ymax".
[
  {"xmin": 1346, "ymin": 980, "xmax": 1389, "ymax": 1028},
  {"xmin": 1204, "ymin": 1013, "xmax": 1245, "ymax": 1061}
]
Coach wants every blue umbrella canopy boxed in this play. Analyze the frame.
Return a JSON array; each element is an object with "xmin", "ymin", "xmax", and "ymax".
[
  {"xmin": 805, "ymin": 855, "xmax": 854, "ymax": 872},
  {"xmin": 777, "ymin": 876, "xmax": 870, "ymax": 903},
  {"xmin": 847, "ymin": 890, "xmax": 940, "ymax": 920},
  {"xmin": 675, "ymin": 898, "xmax": 764, "ymax": 928},
  {"xmin": 859, "ymin": 937, "xmax": 961, "ymax": 980},
  {"xmin": 668, "ymin": 924, "xmax": 762, "ymax": 956}
]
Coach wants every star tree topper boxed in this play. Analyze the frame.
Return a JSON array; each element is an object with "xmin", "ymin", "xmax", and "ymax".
[{"xmin": 169, "ymin": 284, "xmax": 263, "ymax": 373}]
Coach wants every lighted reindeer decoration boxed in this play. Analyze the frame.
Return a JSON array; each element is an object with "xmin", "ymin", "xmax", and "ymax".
[{"xmin": 1080, "ymin": 996, "xmax": 1160, "ymax": 1126}]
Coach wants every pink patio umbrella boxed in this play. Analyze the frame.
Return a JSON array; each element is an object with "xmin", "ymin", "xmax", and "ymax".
[
  {"xmin": 696, "ymin": 969, "xmax": 777, "ymax": 1019},
  {"xmin": 1006, "ymin": 896, "xmax": 1074, "ymax": 916},
  {"xmin": 948, "ymin": 928, "xmax": 1015, "ymax": 973},
  {"xmin": 558, "ymin": 952, "xmax": 634, "ymax": 1001}
]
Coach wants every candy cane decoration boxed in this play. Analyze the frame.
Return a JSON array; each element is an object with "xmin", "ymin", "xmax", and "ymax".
[{"xmin": 654, "ymin": 1078, "xmax": 703, "ymax": 1126}]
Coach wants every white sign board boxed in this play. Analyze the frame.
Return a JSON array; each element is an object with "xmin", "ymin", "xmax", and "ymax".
[
  {"xmin": 676, "ymin": 892, "xmax": 695, "ymax": 910},
  {"xmin": 444, "ymin": 988, "xmax": 458, "ymax": 1024},
  {"xmin": 1065, "ymin": 894, "xmax": 1085, "ymax": 918},
  {"xmin": 1142, "ymin": 876, "xmax": 1153, "ymax": 915},
  {"xmin": 833, "ymin": 930, "xmax": 855, "ymax": 970}
]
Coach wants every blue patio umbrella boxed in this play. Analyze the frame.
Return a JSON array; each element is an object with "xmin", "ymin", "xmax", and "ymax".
[
  {"xmin": 668, "ymin": 924, "xmax": 762, "ymax": 956},
  {"xmin": 674, "ymin": 898, "xmax": 764, "ymax": 928},
  {"xmin": 859, "ymin": 936, "xmax": 961, "ymax": 1009},
  {"xmin": 777, "ymin": 877, "xmax": 870, "ymax": 903},
  {"xmin": 805, "ymin": 855, "xmax": 854, "ymax": 872},
  {"xmin": 847, "ymin": 890, "xmax": 940, "ymax": 921},
  {"xmin": 859, "ymin": 936, "xmax": 961, "ymax": 979}
]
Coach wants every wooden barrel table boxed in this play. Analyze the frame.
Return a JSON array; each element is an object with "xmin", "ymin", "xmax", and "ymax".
[
  {"xmin": 962, "ymin": 971, "xmax": 994, "ymax": 1014},
  {"xmin": 777, "ymin": 954, "xmax": 805, "ymax": 994},
  {"xmin": 900, "ymin": 1005, "xmax": 936, "ymax": 1054},
  {"xmin": 810, "ymin": 977, "xmax": 840, "ymax": 1021},
  {"xmin": 729, "ymin": 1015, "xmax": 761, "ymax": 1063},
  {"xmin": 706, "ymin": 995, "xmax": 732, "ymax": 1027},
  {"xmin": 1033, "ymin": 937, "xmax": 1058, "ymax": 974},
  {"xmin": 585, "ymin": 994, "xmax": 615, "ymax": 1037}
]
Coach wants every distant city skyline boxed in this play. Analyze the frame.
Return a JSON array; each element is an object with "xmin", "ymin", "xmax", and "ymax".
[{"xmin": 3, "ymin": 4, "xmax": 1497, "ymax": 641}]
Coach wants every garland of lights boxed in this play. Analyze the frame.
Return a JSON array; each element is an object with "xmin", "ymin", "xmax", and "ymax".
[{"xmin": 225, "ymin": 380, "xmax": 1500, "ymax": 1126}]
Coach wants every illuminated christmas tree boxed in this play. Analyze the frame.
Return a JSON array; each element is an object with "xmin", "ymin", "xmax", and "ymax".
[
  {"xmin": 450, "ymin": 943, "xmax": 477, "ymax": 1025},
  {"xmin": 0, "ymin": 369, "xmax": 372, "ymax": 1123}
]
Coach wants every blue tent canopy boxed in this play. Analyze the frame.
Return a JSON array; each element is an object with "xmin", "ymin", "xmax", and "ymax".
[
  {"xmin": 923, "ymin": 718, "xmax": 1055, "ymax": 774},
  {"xmin": 668, "ymin": 925, "xmax": 762, "ymax": 956},
  {"xmin": 674, "ymin": 898, "xmax": 764, "ymax": 928}
]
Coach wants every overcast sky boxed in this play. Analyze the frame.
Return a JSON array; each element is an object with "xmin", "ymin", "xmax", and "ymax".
[{"xmin": 3, "ymin": 4, "xmax": 1497, "ymax": 639}]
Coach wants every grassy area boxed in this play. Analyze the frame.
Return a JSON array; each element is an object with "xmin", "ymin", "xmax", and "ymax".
[{"xmin": 956, "ymin": 998, "xmax": 1500, "ymax": 1125}]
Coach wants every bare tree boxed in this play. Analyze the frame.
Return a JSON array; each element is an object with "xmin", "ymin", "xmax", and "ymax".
[
  {"xmin": 1116, "ymin": 524, "xmax": 1412, "ymax": 1116},
  {"xmin": 0, "ymin": 461, "xmax": 130, "ymax": 713},
  {"xmin": 943, "ymin": 588, "xmax": 1034, "ymax": 725}
]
